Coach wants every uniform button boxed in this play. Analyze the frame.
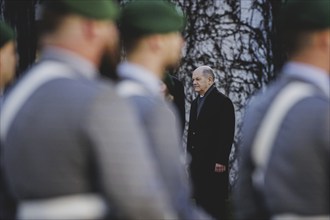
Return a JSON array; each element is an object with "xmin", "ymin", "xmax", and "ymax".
[
  {"xmin": 192, "ymin": 132, "xmax": 195, "ymax": 135},
  {"xmin": 192, "ymin": 146, "xmax": 195, "ymax": 149}
]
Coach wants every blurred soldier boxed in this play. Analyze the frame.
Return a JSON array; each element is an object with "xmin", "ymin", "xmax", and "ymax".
[
  {"xmin": 0, "ymin": 1, "xmax": 177, "ymax": 219},
  {"xmin": 0, "ymin": 21, "xmax": 16, "ymax": 98},
  {"xmin": 117, "ymin": 1, "xmax": 210, "ymax": 219},
  {"xmin": 0, "ymin": 20, "xmax": 17, "ymax": 220},
  {"xmin": 234, "ymin": 0, "xmax": 329, "ymax": 219},
  {"xmin": 187, "ymin": 65, "xmax": 235, "ymax": 220}
]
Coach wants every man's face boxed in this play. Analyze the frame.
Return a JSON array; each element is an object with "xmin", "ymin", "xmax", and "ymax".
[
  {"xmin": 192, "ymin": 70, "xmax": 212, "ymax": 95},
  {"xmin": 0, "ymin": 41, "xmax": 16, "ymax": 89}
]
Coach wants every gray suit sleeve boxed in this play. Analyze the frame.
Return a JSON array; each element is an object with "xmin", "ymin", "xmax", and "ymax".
[{"xmin": 83, "ymin": 88, "xmax": 177, "ymax": 220}]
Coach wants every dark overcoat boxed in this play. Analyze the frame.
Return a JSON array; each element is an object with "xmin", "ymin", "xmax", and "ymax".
[
  {"xmin": 164, "ymin": 74, "xmax": 186, "ymax": 131},
  {"xmin": 187, "ymin": 87, "xmax": 235, "ymax": 218}
]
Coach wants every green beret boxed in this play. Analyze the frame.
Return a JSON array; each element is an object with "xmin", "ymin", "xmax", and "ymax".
[
  {"xmin": 0, "ymin": 21, "xmax": 15, "ymax": 48},
  {"xmin": 45, "ymin": 0, "xmax": 119, "ymax": 20},
  {"xmin": 120, "ymin": 0, "xmax": 185, "ymax": 37},
  {"xmin": 280, "ymin": 0, "xmax": 330, "ymax": 30}
]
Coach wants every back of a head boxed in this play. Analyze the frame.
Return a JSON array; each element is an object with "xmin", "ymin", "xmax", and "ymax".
[
  {"xmin": 0, "ymin": 21, "xmax": 16, "ymax": 88},
  {"xmin": 279, "ymin": 0, "xmax": 330, "ymax": 54},
  {"xmin": 0, "ymin": 21, "xmax": 15, "ymax": 49},
  {"xmin": 119, "ymin": 0, "xmax": 185, "ymax": 50},
  {"xmin": 39, "ymin": 0, "xmax": 119, "ymax": 35}
]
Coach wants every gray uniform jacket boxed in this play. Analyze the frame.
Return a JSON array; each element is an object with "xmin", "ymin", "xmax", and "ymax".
[
  {"xmin": 117, "ymin": 62, "xmax": 211, "ymax": 220},
  {"xmin": 234, "ymin": 62, "xmax": 329, "ymax": 219},
  {"xmin": 0, "ymin": 47, "xmax": 176, "ymax": 219}
]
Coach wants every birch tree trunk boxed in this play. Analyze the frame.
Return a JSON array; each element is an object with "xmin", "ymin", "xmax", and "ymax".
[{"xmin": 168, "ymin": 0, "xmax": 279, "ymax": 189}]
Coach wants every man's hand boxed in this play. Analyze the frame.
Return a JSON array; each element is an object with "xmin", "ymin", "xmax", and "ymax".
[{"xmin": 215, "ymin": 163, "xmax": 226, "ymax": 173}]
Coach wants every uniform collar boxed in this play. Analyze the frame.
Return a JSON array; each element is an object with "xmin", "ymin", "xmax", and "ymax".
[
  {"xmin": 117, "ymin": 61, "xmax": 163, "ymax": 95},
  {"xmin": 282, "ymin": 61, "xmax": 329, "ymax": 97},
  {"xmin": 40, "ymin": 46, "xmax": 98, "ymax": 79}
]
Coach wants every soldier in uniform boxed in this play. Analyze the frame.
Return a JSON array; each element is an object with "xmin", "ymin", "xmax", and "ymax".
[
  {"xmin": 0, "ymin": 20, "xmax": 17, "ymax": 220},
  {"xmin": 234, "ymin": 0, "xmax": 330, "ymax": 219},
  {"xmin": 0, "ymin": 20, "xmax": 16, "ymax": 98},
  {"xmin": 117, "ymin": 1, "xmax": 210, "ymax": 219},
  {"xmin": 0, "ymin": 1, "xmax": 177, "ymax": 219}
]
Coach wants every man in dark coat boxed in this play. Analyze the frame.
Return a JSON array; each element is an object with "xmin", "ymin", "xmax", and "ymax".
[
  {"xmin": 187, "ymin": 65, "xmax": 235, "ymax": 220},
  {"xmin": 164, "ymin": 73, "xmax": 186, "ymax": 132},
  {"xmin": 0, "ymin": 20, "xmax": 17, "ymax": 220}
]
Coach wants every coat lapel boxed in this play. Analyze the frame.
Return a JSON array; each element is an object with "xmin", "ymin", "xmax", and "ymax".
[{"xmin": 196, "ymin": 89, "xmax": 215, "ymax": 121}]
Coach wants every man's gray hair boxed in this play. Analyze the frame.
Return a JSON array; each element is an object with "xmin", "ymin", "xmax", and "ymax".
[{"xmin": 202, "ymin": 66, "xmax": 215, "ymax": 81}]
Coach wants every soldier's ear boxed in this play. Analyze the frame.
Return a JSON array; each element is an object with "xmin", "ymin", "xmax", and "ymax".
[{"xmin": 317, "ymin": 29, "xmax": 330, "ymax": 52}]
